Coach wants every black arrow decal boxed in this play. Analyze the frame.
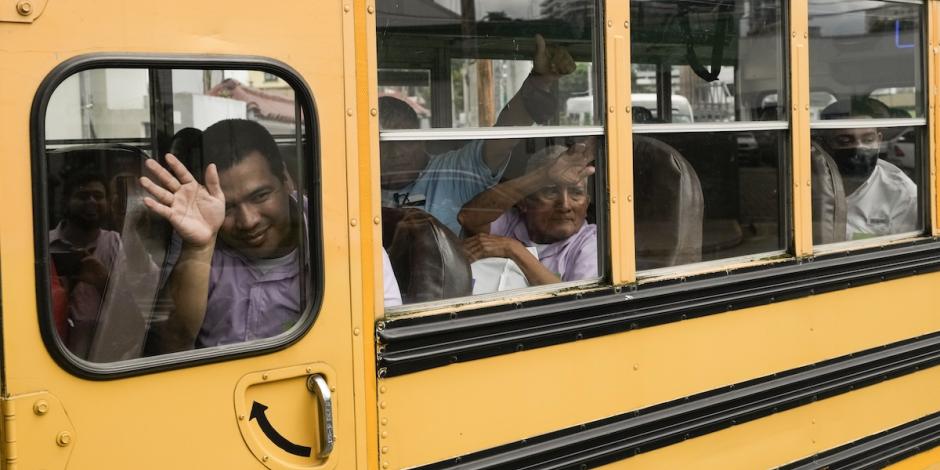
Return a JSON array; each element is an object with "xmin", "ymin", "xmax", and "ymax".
[{"xmin": 249, "ymin": 401, "xmax": 313, "ymax": 457}]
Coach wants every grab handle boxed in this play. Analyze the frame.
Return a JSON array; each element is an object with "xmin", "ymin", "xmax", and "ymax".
[{"xmin": 306, "ymin": 374, "xmax": 335, "ymax": 459}]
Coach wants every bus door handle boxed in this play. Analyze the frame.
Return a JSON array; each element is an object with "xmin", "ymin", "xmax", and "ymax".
[{"xmin": 306, "ymin": 374, "xmax": 335, "ymax": 459}]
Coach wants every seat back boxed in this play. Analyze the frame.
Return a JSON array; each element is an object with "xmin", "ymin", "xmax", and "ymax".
[
  {"xmin": 633, "ymin": 135, "xmax": 705, "ymax": 270},
  {"xmin": 811, "ymin": 141, "xmax": 848, "ymax": 244},
  {"xmin": 383, "ymin": 207, "xmax": 472, "ymax": 304}
]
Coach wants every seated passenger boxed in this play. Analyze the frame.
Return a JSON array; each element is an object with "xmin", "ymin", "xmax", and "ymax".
[
  {"xmin": 379, "ymin": 34, "xmax": 576, "ymax": 234},
  {"xmin": 816, "ymin": 99, "xmax": 918, "ymax": 240},
  {"xmin": 141, "ymin": 119, "xmax": 400, "ymax": 352},
  {"xmin": 49, "ymin": 172, "xmax": 121, "ymax": 357},
  {"xmin": 458, "ymin": 142, "xmax": 597, "ymax": 286}
]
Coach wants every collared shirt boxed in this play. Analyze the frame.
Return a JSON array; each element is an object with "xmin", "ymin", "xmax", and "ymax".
[
  {"xmin": 197, "ymin": 245, "xmax": 302, "ymax": 348},
  {"xmin": 381, "ymin": 140, "xmax": 508, "ymax": 235},
  {"xmin": 846, "ymin": 159, "xmax": 918, "ymax": 240},
  {"xmin": 489, "ymin": 209, "xmax": 598, "ymax": 282}
]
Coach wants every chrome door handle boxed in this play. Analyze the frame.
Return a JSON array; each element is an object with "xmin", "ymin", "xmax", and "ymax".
[{"xmin": 306, "ymin": 374, "xmax": 335, "ymax": 459}]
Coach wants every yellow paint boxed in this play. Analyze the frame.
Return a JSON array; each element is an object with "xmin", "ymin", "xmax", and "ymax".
[
  {"xmin": 887, "ymin": 446, "xmax": 940, "ymax": 470},
  {"xmin": 1, "ymin": 392, "xmax": 74, "ymax": 470},
  {"xmin": 791, "ymin": 0, "xmax": 813, "ymax": 256},
  {"xmin": 930, "ymin": 0, "xmax": 940, "ymax": 236},
  {"xmin": 606, "ymin": 2, "xmax": 633, "ymax": 285},
  {"xmin": 602, "ymin": 366, "xmax": 940, "ymax": 469},
  {"xmin": 379, "ymin": 273, "xmax": 940, "ymax": 467}
]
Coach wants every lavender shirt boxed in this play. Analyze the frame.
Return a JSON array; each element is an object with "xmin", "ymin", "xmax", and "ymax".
[
  {"xmin": 489, "ymin": 209, "xmax": 598, "ymax": 282},
  {"xmin": 196, "ymin": 245, "xmax": 302, "ymax": 348}
]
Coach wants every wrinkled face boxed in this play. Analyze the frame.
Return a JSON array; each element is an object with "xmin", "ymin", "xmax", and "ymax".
[
  {"xmin": 379, "ymin": 140, "xmax": 429, "ymax": 190},
  {"xmin": 218, "ymin": 152, "xmax": 294, "ymax": 259},
  {"xmin": 520, "ymin": 179, "xmax": 590, "ymax": 244},
  {"xmin": 823, "ymin": 127, "xmax": 882, "ymax": 177},
  {"xmin": 67, "ymin": 181, "xmax": 108, "ymax": 229}
]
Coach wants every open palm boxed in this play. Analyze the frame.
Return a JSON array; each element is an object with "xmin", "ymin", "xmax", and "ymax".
[{"xmin": 140, "ymin": 153, "xmax": 225, "ymax": 248}]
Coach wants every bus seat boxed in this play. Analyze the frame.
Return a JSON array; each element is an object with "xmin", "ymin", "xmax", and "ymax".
[
  {"xmin": 811, "ymin": 141, "xmax": 847, "ymax": 244},
  {"xmin": 383, "ymin": 207, "xmax": 472, "ymax": 304},
  {"xmin": 633, "ymin": 135, "xmax": 705, "ymax": 270}
]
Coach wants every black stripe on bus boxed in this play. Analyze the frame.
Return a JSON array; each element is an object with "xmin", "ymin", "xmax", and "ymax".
[
  {"xmin": 779, "ymin": 411, "xmax": 940, "ymax": 470},
  {"xmin": 378, "ymin": 238, "xmax": 940, "ymax": 377},
  {"xmin": 410, "ymin": 332, "xmax": 940, "ymax": 470}
]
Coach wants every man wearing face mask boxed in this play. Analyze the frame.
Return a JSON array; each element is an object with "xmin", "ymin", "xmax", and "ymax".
[{"xmin": 818, "ymin": 99, "xmax": 918, "ymax": 240}]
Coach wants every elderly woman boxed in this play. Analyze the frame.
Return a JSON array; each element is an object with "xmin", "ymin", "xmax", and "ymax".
[{"xmin": 457, "ymin": 141, "xmax": 597, "ymax": 286}]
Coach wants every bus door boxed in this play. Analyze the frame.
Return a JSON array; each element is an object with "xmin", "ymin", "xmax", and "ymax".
[{"xmin": 0, "ymin": 2, "xmax": 363, "ymax": 469}]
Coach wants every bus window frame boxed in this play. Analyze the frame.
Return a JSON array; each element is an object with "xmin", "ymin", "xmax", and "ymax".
[{"xmin": 30, "ymin": 54, "xmax": 324, "ymax": 380}]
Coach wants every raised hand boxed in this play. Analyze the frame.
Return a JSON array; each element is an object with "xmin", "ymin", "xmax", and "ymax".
[
  {"xmin": 139, "ymin": 154, "xmax": 225, "ymax": 248},
  {"xmin": 545, "ymin": 137, "xmax": 597, "ymax": 185},
  {"xmin": 532, "ymin": 34, "xmax": 577, "ymax": 78},
  {"xmin": 463, "ymin": 233, "xmax": 524, "ymax": 263}
]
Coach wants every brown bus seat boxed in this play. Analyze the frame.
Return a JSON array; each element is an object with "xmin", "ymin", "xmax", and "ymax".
[
  {"xmin": 811, "ymin": 141, "xmax": 848, "ymax": 245},
  {"xmin": 382, "ymin": 207, "xmax": 472, "ymax": 304},
  {"xmin": 633, "ymin": 135, "xmax": 705, "ymax": 270}
]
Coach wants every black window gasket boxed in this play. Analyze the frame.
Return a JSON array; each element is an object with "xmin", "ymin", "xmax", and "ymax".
[{"xmin": 30, "ymin": 54, "xmax": 323, "ymax": 380}]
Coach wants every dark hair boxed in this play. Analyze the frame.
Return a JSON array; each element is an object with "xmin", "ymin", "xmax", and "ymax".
[
  {"xmin": 169, "ymin": 127, "xmax": 204, "ymax": 168},
  {"xmin": 378, "ymin": 96, "xmax": 419, "ymax": 130},
  {"xmin": 201, "ymin": 119, "xmax": 284, "ymax": 180},
  {"xmin": 62, "ymin": 171, "xmax": 108, "ymax": 201}
]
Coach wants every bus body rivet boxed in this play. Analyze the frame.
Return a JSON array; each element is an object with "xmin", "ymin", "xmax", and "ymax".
[
  {"xmin": 33, "ymin": 400, "xmax": 49, "ymax": 415},
  {"xmin": 346, "ymin": 108, "xmax": 354, "ymax": 116},
  {"xmin": 344, "ymin": 4, "xmax": 350, "ymax": 12},
  {"xmin": 263, "ymin": 456, "xmax": 270, "ymax": 462},
  {"xmin": 382, "ymin": 431, "xmax": 388, "ymax": 438},
  {"xmin": 608, "ymin": 106, "xmax": 615, "ymax": 113},
  {"xmin": 383, "ymin": 462, "xmax": 389, "ymax": 469},
  {"xmin": 262, "ymin": 374, "xmax": 269, "ymax": 380},
  {"xmin": 371, "ymin": 108, "xmax": 378, "ymax": 116},
  {"xmin": 381, "ymin": 418, "xmax": 388, "ymax": 425},
  {"xmin": 306, "ymin": 367, "xmax": 313, "ymax": 373},
  {"xmin": 607, "ymin": 20, "xmax": 612, "ymax": 27},
  {"xmin": 374, "ymin": 216, "xmax": 381, "ymax": 225},
  {"xmin": 382, "ymin": 446, "xmax": 389, "ymax": 454},
  {"xmin": 56, "ymin": 431, "xmax": 72, "ymax": 447},
  {"xmin": 238, "ymin": 414, "xmax": 245, "ymax": 420},
  {"xmin": 353, "ymin": 328, "xmax": 361, "ymax": 336},
  {"xmin": 633, "ymin": 364, "xmax": 639, "ymax": 371},
  {"xmin": 624, "ymin": 21, "xmax": 630, "ymax": 29},
  {"xmin": 351, "ymin": 218, "xmax": 359, "ymax": 226},
  {"xmin": 368, "ymin": 5, "xmax": 375, "ymax": 14},
  {"xmin": 626, "ymin": 195, "xmax": 633, "ymax": 202},
  {"xmin": 380, "ymin": 401, "xmax": 387, "ymax": 409},
  {"xmin": 380, "ymin": 386, "xmax": 387, "ymax": 393},
  {"xmin": 16, "ymin": 0, "xmax": 32, "ymax": 15}
]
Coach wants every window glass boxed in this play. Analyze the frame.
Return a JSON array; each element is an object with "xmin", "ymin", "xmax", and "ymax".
[
  {"xmin": 43, "ymin": 66, "xmax": 313, "ymax": 363},
  {"xmin": 376, "ymin": 0, "xmax": 600, "ymax": 128},
  {"xmin": 631, "ymin": 0, "xmax": 787, "ymax": 123},
  {"xmin": 809, "ymin": 0, "xmax": 924, "ymax": 120},
  {"xmin": 634, "ymin": 131, "xmax": 786, "ymax": 269},
  {"xmin": 809, "ymin": 0, "xmax": 925, "ymax": 245},
  {"xmin": 376, "ymin": 0, "xmax": 605, "ymax": 311},
  {"xmin": 631, "ymin": 0, "xmax": 788, "ymax": 273},
  {"xmin": 382, "ymin": 136, "xmax": 603, "ymax": 307}
]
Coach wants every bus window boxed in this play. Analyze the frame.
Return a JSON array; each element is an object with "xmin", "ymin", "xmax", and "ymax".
[
  {"xmin": 42, "ymin": 65, "xmax": 316, "ymax": 364},
  {"xmin": 809, "ymin": 0, "xmax": 925, "ymax": 245},
  {"xmin": 376, "ymin": 0, "xmax": 604, "ymax": 309},
  {"xmin": 631, "ymin": 0, "xmax": 788, "ymax": 271}
]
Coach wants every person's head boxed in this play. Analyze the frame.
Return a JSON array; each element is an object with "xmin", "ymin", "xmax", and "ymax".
[
  {"xmin": 378, "ymin": 96, "xmax": 428, "ymax": 190},
  {"xmin": 62, "ymin": 171, "xmax": 109, "ymax": 230},
  {"xmin": 519, "ymin": 145, "xmax": 592, "ymax": 244},
  {"xmin": 169, "ymin": 127, "xmax": 204, "ymax": 168},
  {"xmin": 819, "ymin": 98, "xmax": 889, "ymax": 178},
  {"xmin": 202, "ymin": 119, "xmax": 294, "ymax": 259}
]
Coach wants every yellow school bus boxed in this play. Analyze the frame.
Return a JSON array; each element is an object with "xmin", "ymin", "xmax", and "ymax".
[{"xmin": 3, "ymin": 0, "xmax": 940, "ymax": 469}]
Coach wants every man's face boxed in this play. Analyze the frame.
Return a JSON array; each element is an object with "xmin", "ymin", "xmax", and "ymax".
[
  {"xmin": 379, "ymin": 140, "xmax": 429, "ymax": 190},
  {"xmin": 67, "ymin": 181, "xmax": 108, "ymax": 229},
  {"xmin": 520, "ymin": 179, "xmax": 590, "ymax": 244},
  {"xmin": 823, "ymin": 127, "xmax": 882, "ymax": 177},
  {"xmin": 218, "ymin": 151, "xmax": 293, "ymax": 259}
]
